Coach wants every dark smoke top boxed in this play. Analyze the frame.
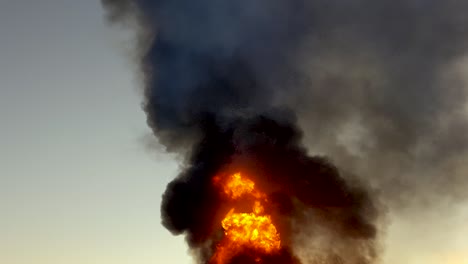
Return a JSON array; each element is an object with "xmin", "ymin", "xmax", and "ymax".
[
  {"xmin": 103, "ymin": 0, "xmax": 313, "ymax": 150},
  {"xmin": 102, "ymin": 0, "xmax": 468, "ymax": 263}
]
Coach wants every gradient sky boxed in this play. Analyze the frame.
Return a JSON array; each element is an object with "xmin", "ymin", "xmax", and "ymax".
[{"xmin": 1, "ymin": 1, "xmax": 467, "ymax": 264}]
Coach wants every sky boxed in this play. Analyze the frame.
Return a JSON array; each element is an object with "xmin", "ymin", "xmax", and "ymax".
[{"xmin": 0, "ymin": 1, "xmax": 467, "ymax": 264}]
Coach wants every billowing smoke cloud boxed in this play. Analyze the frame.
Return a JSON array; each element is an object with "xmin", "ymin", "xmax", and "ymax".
[
  {"xmin": 159, "ymin": 114, "xmax": 378, "ymax": 263},
  {"xmin": 101, "ymin": 0, "xmax": 468, "ymax": 263}
]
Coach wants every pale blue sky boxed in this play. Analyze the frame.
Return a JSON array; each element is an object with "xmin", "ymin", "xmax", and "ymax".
[
  {"xmin": 0, "ymin": 1, "xmax": 190, "ymax": 263},
  {"xmin": 0, "ymin": 1, "xmax": 467, "ymax": 264}
]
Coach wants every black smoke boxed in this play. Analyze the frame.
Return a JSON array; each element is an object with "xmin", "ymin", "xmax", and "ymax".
[
  {"xmin": 101, "ymin": 0, "xmax": 468, "ymax": 263},
  {"xmin": 160, "ymin": 113, "xmax": 378, "ymax": 263}
]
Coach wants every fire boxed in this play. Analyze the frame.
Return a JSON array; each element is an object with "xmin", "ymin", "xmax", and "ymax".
[
  {"xmin": 221, "ymin": 202, "xmax": 281, "ymax": 252},
  {"xmin": 211, "ymin": 172, "xmax": 281, "ymax": 263},
  {"xmin": 223, "ymin": 172, "xmax": 255, "ymax": 199}
]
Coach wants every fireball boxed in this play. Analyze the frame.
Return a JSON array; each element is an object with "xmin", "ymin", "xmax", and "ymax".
[{"xmin": 211, "ymin": 172, "xmax": 281, "ymax": 263}]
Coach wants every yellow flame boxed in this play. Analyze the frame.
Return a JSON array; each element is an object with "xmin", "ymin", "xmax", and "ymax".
[
  {"xmin": 211, "ymin": 172, "xmax": 281, "ymax": 264},
  {"xmin": 224, "ymin": 172, "xmax": 255, "ymax": 199}
]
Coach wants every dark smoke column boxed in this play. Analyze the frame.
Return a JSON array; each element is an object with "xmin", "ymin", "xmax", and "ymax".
[{"xmin": 101, "ymin": 0, "xmax": 382, "ymax": 263}]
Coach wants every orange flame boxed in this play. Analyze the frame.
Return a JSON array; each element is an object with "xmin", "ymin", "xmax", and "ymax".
[{"xmin": 211, "ymin": 172, "xmax": 281, "ymax": 263}]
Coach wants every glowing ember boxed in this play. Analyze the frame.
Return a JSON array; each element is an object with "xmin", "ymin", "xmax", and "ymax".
[{"xmin": 211, "ymin": 172, "xmax": 281, "ymax": 263}]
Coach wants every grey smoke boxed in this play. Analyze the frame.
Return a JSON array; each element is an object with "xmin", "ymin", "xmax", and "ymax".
[{"xmin": 101, "ymin": 0, "xmax": 468, "ymax": 262}]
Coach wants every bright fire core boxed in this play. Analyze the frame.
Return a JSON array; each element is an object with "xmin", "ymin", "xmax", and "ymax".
[{"xmin": 211, "ymin": 173, "xmax": 281, "ymax": 263}]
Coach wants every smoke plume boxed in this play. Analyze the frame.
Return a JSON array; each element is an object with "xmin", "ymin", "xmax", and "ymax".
[{"xmin": 101, "ymin": 0, "xmax": 468, "ymax": 263}]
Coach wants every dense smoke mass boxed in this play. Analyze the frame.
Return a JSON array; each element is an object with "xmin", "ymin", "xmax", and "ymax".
[
  {"xmin": 160, "ymin": 114, "xmax": 378, "ymax": 263},
  {"xmin": 101, "ymin": 0, "xmax": 468, "ymax": 263}
]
